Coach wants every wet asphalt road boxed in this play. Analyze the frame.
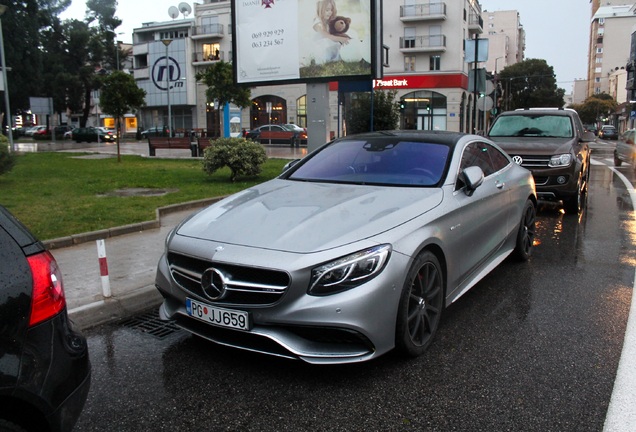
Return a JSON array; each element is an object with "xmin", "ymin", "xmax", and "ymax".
[{"xmin": 73, "ymin": 150, "xmax": 634, "ymax": 432}]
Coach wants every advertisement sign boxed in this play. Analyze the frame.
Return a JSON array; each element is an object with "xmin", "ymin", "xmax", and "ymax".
[{"xmin": 232, "ymin": 0, "xmax": 381, "ymax": 85}]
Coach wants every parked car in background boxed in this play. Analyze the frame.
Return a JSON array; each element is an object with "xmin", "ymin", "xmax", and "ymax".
[
  {"xmin": 155, "ymin": 131, "xmax": 537, "ymax": 364},
  {"xmin": 140, "ymin": 126, "xmax": 169, "ymax": 138},
  {"xmin": 64, "ymin": 129, "xmax": 74, "ymax": 140},
  {"xmin": 72, "ymin": 126, "xmax": 116, "ymax": 143},
  {"xmin": 487, "ymin": 107, "xmax": 593, "ymax": 213},
  {"xmin": 246, "ymin": 124, "xmax": 307, "ymax": 146},
  {"xmin": 25, "ymin": 125, "xmax": 47, "ymax": 137},
  {"xmin": 0, "ymin": 205, "xmax": 91, "ymax": 431},
  {"xmin": 583, "ymin": 124, "xmax": 598, "ymax": 136},
  {"xmin": 598, "ymin": 125, "xmax": 618, "ymax": 140},
  {"xmin": 614, "ymin": 128, "xmax": 636, "ymax": 170}
]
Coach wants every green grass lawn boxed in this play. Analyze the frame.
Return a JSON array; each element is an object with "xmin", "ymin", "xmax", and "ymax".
[{"xmin": 0, "ymin": 152, "xmax": 288, "ymax": 241}]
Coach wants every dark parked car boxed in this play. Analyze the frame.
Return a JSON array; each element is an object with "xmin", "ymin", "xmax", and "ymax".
[
  {"xmin": 155, "ymin": 131, "xmax": 536, "ymax": 364},
  {"xmin": 72, "ymin": 126, "xmax": 116, "ymax": 143},
  {"xmin": 598, "ymin": 125, "xmax": 618, "ymax": 140},
  {"xmin": 614, "ymin": 128, "xmax": 636, "ymax": 170},
  {"xmin": 246, "ymin": 124, "xmax": 307, "ymax": 146},
  {"xmin": 0, "ymin": 205, "xmax": 91, "ymax": 431},
  {"xmin": 487, "ymin": 107, "xmax": 593, "ymax": 213},
  {"xmin": 140, "ymin": 126, "xmax": 169, "ymax": 138}
]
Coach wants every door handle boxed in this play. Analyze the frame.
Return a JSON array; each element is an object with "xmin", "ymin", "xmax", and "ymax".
[{"xmin": 496, "ymin": 181, "xmax": 505, "ymax": 189}]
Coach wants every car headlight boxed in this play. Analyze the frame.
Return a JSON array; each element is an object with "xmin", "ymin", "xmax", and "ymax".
[
  {"xmin": 548, "ymin": 153, "xmax": 572, "ymax": 167},
  {"xmin": 309, "ymin": 245, "xmax": 391, "ymax": 296}
]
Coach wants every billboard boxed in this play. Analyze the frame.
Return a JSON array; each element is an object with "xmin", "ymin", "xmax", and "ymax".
[{"xmin": 232, "ymin": 0, "xmax": 382, "ymax": 85}]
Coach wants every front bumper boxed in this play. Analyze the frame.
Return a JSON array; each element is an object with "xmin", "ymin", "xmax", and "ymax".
[{"xmin": 155, "ymin": 245, "xmax": 411, "ymax": 364}]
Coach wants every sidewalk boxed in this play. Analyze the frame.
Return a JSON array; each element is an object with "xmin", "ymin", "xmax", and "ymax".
[{"xmin": 39, "ymin": 139, "xmax": 306, "ymax": 329}]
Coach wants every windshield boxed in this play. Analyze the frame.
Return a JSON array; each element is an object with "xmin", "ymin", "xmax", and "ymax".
[
  {"xmin": 489, "ymin": 114, "xmax": 574, "ymax": 138},
  {"xmin": 287, "ymin": 138, "xmax": 450, "ymax": 187}
]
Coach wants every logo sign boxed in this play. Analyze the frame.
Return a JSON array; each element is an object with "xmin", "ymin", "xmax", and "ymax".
[
  {"xmin": 152, "ymin": 56, "xmax": 183, "ymax": 91},
  {"xmin": 201, "ymin": 268, "xmax": 227, "ymax": 300},
  {"xmin": 512, "ymin": 155, "xmax": 523, "ymax": 165}
]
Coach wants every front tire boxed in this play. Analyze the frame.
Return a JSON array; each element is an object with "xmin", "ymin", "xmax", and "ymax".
[
  {"xmin": 395, "ymin": 251, "xmax": 444, "ymax": 357},
  {"xmin": 514, "ymin": 199, "xmax": 536, "ymax": 261}
]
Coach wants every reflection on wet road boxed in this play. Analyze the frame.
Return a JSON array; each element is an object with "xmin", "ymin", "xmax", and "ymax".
[{"xmin": 74, "ymin": 161, "xmax": 635, "ymax": 432}]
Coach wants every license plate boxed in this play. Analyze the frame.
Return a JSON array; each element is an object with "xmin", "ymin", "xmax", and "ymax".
[{"xmin": 186, "ymin": 298, "xmax": 250, "ymax": 331}]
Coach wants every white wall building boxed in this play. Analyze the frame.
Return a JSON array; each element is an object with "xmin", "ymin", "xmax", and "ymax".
[{"xmin": 129, "ymin": 0, "xmax": 510, "ymax": 137}]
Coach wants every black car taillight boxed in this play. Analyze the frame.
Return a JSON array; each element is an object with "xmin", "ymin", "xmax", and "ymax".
[{"xmin": 27, "ymin": 251, "xmax": 66, "ymax": 327}]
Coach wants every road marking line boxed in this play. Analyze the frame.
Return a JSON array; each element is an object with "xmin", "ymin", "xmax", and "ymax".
[{"xmin": 593, "ymin": 158, "xmax": 636, "ymax": 432}]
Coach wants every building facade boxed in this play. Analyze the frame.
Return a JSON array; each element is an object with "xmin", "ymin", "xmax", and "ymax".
[
  {"xmin": 587, "ymin": 3, "xmax": 636, "ymax": 98},
  {"xmin": 129, "ymin": 0, "xmax": 517, "ymax": 138}
]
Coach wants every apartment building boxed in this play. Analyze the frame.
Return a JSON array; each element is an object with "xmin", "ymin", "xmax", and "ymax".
[
  {"xmin": 480, "ymin": 9, "xmax": 524, "ymax": 74},
  {"xmin": 587, "ymin": 2, "xmax": 636, "ymax": 98},
  {"xmin": 130, "ymin": 0, "xmax": 500, "ymax": 137}
]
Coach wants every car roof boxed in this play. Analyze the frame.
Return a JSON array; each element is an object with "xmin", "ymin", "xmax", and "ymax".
[
  {"xmin": 336, "ymin": 130, "xmax": 470, "ymax": 148},
  {"xmin": 502, "ymin": 108, "xmax": 576, "ymax": 117}
]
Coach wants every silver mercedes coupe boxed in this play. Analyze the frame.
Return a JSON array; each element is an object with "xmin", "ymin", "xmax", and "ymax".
[{"xmin": 155, "ymin": 130, "xmax": 537, "ymax": 364}]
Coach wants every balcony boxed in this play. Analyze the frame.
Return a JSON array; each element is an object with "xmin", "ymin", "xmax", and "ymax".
[
  {"xmin": 400, "ymin": 35, "xmax": 446, "ymax": 53},
  {"xmin": 400, "ymin": 2, "xmax": 446, "ymax": 22},
  {"xmin": 468, "ymin": 13, "xmax": 483, "ymax": 34},
  {"xmin": 192, "ymin": 50, "xmax": 226, "ymax": 65},
  {"xmin": 191, "ymin": 23, "xmax": 224, "ymax": 40}
]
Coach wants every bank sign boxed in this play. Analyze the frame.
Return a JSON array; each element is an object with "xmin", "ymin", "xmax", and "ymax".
[
  {"xmin": 140, "ymin": 39, "xmax": 188, "ymax": 108},
  {"xmin": 373, "ymin": 74, "xmax": 469, "ymax": 90}
]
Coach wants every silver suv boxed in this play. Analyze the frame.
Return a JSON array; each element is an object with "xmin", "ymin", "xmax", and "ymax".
[
  {"xmin": 614, "ymin": 129, "xmax": 636, "ymax": 170},
  {"xmin": 487, "ymin": 108, "xmax": 594, "ymax": 213}
]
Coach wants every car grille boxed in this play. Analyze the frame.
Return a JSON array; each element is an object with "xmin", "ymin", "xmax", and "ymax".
[
  {"xmin": 167, "ymin": 252, "xmax": 290, "ymax": 306},
  {"xmin": 511, "ymin": 154, "xmax": 551, "ymax": 169}
]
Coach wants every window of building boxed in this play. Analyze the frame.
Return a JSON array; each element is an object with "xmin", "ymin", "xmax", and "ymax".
[
  {"xmin": 595, "ymin": 77, "xmax": 601, "ymax": 83},
  {"xmin": 595, "ymin": 57, "xmax": 603, "ymax": 64},
  {"xmin": 596, "ymin": 48, "xmax": 603, "ymax": 54},
  {"xmin": 599, "ymin": 18, "xmax": 605, "ymax": 25},
  {"xmin": 404, "ymin": 27, "xmax": 416, "ymax": 48},
  {"xmin": 203, "ymin": 43, "xmax": 221, "ymax": 61},
  {"xmin": 430, "ymin": 55, "xmax": 440, "ymax": 71},
  {"xmin": 404, "ymin": 56, "xmax": 415, "ymax": 72}
]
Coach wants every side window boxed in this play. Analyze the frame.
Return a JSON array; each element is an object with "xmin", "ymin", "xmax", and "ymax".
[
  {"xmin": 460, "ymin": 142, "xmax": 495, "ymax": 176},
  {"xmin": 485, "ymin": 143, "xmax": 510, "ymax": 172}
]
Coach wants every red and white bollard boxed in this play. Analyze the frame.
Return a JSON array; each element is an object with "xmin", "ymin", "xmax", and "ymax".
[{"xmin": 96, "ymin": 239, "xmax": 112, "ymax": 298}]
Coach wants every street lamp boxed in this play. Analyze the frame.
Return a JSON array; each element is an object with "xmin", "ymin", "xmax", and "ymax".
[
  {"xmin": 0, "ymin": 5, "xmax": 13, "ymax": 151},
  {"xmin": 114, "ymin": 32, "xmax": 124, "ymax": 70},
  {"xmin": 162, "ymin": 39, "xmax": 172, "ymax": 137},
  {"xmin": 493, "ymin": 56, "xmax": 504, "ymax": 115}
]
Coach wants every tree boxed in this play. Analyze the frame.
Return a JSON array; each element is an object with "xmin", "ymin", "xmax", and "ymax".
[
  {"xmin": 99, "ymin": 70, "xmax": 146, "ymax": 161},
  {"xmin": 195, "ymin": 61, "xmax": 251, "ymax": 137},
  {"xmin": 346, "ymin": 90, "xmax": 400, "ymax": 135},
  {"xmin": 569, "ymin": 93, "xmax": 617, "ymax": 125},
  {"xmin": 498, "ymin": 59, "xmax": 565, "ymax": 111},
  {"xmin": 0, "ymin": 0, "xmax": 71, "ymax": 122}
]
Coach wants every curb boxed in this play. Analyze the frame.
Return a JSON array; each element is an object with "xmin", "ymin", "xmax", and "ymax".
[
  {"xmin": 43, "ymin": 196, "xmax": 226, "ymax": 250},
  {"xmin": 68, "ymin": 285, "xmax": 163, "ymax": 330}
]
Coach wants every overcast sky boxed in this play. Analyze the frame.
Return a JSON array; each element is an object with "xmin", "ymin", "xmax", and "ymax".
[
  {"xmin": 61, "ymin": 0, "xmax": 591, "ymax": 92},
  {"xmin": 480, "ymin": 0, "xmax": 591, "ymax": 91}
]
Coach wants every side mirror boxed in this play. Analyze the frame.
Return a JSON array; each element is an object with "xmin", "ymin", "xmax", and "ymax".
[
  {"xmin": 282, "ymin": 159, "xmax": 301, "ymax": 172},
  {"xmin": 462, "ymin": 166, "xmax": 484, "ymax": 196},
  {"xmin": 581, "ymin": 131, "xmax": 596, "ymax": 142}
]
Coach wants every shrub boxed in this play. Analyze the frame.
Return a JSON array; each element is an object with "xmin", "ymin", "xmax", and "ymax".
[
  {"xmin": 0, "ymin": 135, "xmax": 15, "ymax": 176},
  {"xmin": 202, "ymin": 137, "xmax": 267, "ymax": 182}
]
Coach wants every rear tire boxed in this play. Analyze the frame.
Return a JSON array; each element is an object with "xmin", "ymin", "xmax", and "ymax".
[
  {"xmin": 395, "ymin": 251, "xmax": 444, "ymax": 357},
  {"xmin": 514, "ymin": 199, "xmax": 536, "ymax": 261},
  {"xmin": 614, "ymin": 152, "xmax": 623, "ymax": 167}
]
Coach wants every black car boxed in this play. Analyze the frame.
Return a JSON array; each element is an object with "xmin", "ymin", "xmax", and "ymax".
[
  {"xmin": 0, "ymin": 205, "xmax": 91, "ymax": 431},
  {"xmin": 72, "ymin": 127, "xmax": 116, "ymax": 143},
  {"xmin": 140, "ymin": 126, "xmax": 169, "ymax": 138},
  {"xmin": 599, "ymin": 125, "xmax": 618, "ymax": 140}
]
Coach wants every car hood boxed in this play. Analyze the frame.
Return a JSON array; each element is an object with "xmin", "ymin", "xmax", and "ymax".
[
  {"xmin": 488, "ymin": 136, "xmax": 576, "ymax": 155},
  {"xmin": 175, "ymin": 179, "xmax": 443, "ymax": 253}
]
